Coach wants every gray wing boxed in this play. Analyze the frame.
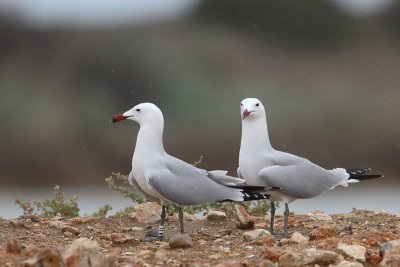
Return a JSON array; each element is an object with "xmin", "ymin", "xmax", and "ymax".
[
  {"xmin": 128, "ymin": 171, "xmax": 159, "ymax": 202},
  {"xmin": 259, "ymin": 152, "xmax": 346, "ymax": 199},
  {"xmin": 147, "ymin": 156, "xmax": 242, "ymax": 206},
  {"xmin": 208, "ymin": 170, "xmax": 247, "ymax": 186}
]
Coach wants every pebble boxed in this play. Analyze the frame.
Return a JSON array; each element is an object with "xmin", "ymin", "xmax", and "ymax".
[
  {"xmin": 278, "ymin": 252, "xmax": 302, "ymax": 267},
  {"xmin": 309, "ymin": 224, "xmax": 337, "ymax": 240},
  {"xmin": 304, "ymin": 248, "xmax": 341, "ymax": 266},
  {"xmin": 235, "ymin": 204, "xmax": 254, "ymax": 229},
  {"xmin": 206, "ymin": 210, "xmax": 227, "ymax": 222},
  {"xmin": 260, "ymin": 247, "xmax": 284, "ymax": 262},
  {"xmin": 308, "ymin": 210, "xmax": 332, "ymax": 221},
  {"xmin": 290, "ymin": 232, "xmax": 308, "ymax": 245},
  {"xmin": 333, "ymin": 261, "xmax": 364, "ymax": 267},
  {"xmin": 317, "ymin": 237, "xmax": 339, "ymax": 250},
  {"xmin": 129, "ymin": 202, "xmax": 161, "ymax": 224},
  {"xmin": 110, "ymin": 233, "xmax": 140, "ymax": 245},
  {"xmin": 169, "ymin": 234, "xmax": 193, "ymax": 249},
  {"xmin": 338, "ymin": 242, "xmax": 366, "ymax": 263},
  {"xmin": 6, "ymin": 238, "xmax": 21, "ymax": 254},
  {"xmin": 243, "ymin": 229, "xmax": 270, "ymax": 242},
  {"xmin": 131, "ymin": 227, "xmax": 144, "ymax": 232}
]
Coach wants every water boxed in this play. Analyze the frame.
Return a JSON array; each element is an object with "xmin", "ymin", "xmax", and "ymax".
[{"xmin": 1, "ymin": 183, "xmax": 398, "ymax": 219}]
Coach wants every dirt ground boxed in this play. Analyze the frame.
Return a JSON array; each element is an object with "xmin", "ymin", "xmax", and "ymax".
[{"xmin": 0, "ymin": 209, "xmax": 399, "ymax": 266}]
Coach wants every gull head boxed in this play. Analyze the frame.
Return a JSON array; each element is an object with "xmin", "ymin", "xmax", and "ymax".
[
  {"xmin": 240, "ymin": 98, "xmax": 265, "ymax": 120},
  {"xmin": 111, "ymin": 102, "xmax": 163, "ymax": 126}
]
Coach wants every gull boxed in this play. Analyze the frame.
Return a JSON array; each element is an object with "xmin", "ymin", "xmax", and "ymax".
[
  {"xmin": 111, "ymin": 102, "xmax": 271, "ymax": 240},
  {"xmin": 238, "ymin": 98, "xmax": 382, "ymax": 237}
]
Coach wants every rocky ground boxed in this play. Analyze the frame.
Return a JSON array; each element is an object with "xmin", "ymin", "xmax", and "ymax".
[{"xmin": 1, "ymin": 202, "xmax": 399, "ymax": 267}]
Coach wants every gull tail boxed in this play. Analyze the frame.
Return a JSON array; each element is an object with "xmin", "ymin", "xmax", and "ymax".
[
  {"xmin": 239, "ymin": 189, "xmax": 271, "ymax": 201},
  {"xmin": 346, "ymin": 168, "xmax": 383, "ymax": 181}
]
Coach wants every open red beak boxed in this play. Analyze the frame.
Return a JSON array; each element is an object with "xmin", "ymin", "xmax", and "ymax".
[
  {"xmin": 110, "ymin": 114, "xmax": 129, "ymax": 123},
  {"xmin": 242, "ymin": 109, "xmax": 252, "ymax": 120}
]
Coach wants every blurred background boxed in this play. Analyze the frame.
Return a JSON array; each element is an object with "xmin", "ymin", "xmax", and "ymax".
[{"xmin": 1, "ymin": 0, "xmax": 399, "ymax": 218}]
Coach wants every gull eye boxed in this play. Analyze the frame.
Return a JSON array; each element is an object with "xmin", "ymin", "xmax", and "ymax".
[
  {"xmin": 255, "ymin": 103, "xmax": 259, "ymax": 107},
  {"xmin": 136, "ymin": 108, "xmax": 141, "ymax": 112},
  {"xmin": 240, "ymin": 103, "xmax": 243, "ymax": 106}
]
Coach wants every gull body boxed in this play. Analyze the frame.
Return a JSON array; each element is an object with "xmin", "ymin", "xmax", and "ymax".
[{"xmin": 238, "ymin": 98, "xmax": 382, "ymax": 237}]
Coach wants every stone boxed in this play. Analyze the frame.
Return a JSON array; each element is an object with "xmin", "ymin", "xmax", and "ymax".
[
  {"xmin": 309, "ymin": 225, "xmax": 337, "ymax": 241},
  {"xmin": 317, "ymin": 237, "xmax": 339, "ymax": 250},
  {"xmin": 278, "ymin": 252, "xmax": 302, "ymax": 267},
  {"xmin": 380, "ymin": 246, "xmax": 400, "ymax": 267},
  {"xmin": 110, "ymin": 233, "xmax": 140, "ymax": 245},
  {"xmin": 253, "ymin": 236, "xmax": 276, "ymax": 246},
  {"xmin": 380, "ymin": 238, "xmax": 400, "ymax": 255},
  {"xmin": 260, "ymin": 247, "xmax": 284, "ymax": 262},
  {"xmin": 6, "ymin": 238, "xmax": 21, "ymax": 254},
  {"xmin": 129, "ymin": 202, "xmax": 161, "ymax": 224},
  {"xmin": 333, "ymin": 261, "xmax": 364, "ymax": 267},
  {"xmin": 218, "ymin": 229, "xmax": 232, "ymax": 236},
  {"xmin": 290, "ymin": 232, "xmax": 308, "ymax": 245},
  {"xmin": 347, "ymin": 216, "xmax": 367, "ymax": 224},
  {"xmin": 169, "ymin": 234, "xmax": 193, "ymax": 249},
  {"xmin": 131, "ymin": 226, "xmax": 144, "ymax": 232},
  {"xmin": 235, "ymin": 204, "xmax": 254, "ymax": 229},
  {"xmin": 137, "ymin": 250, "xmax": 152, "ymax": 259},
  {"xmin": 63, "ymin": 238, "xmax": 115, "ymax": 267},
  {"xmin": 22, "ymin": 248, "xmax": 63, "ymax": 267},
  {"xmin": 155, "ymin": 249, "xmax": 168, "ymax": 260},
  {"xmin": 62, "ymin": 225, "xmax": 81, "ymax": 236},
  {"xmin": 214, "ymin": 261, "xmax": 243, "ymax": 267},
  {"xmin": 206, "ymin": 210, "xmax": 227, "ymax": 222},
  {"xmin": 243, "ymin": 229, "xmax": 270, "ymax": 242},
  {"xmin": 304, "ymin": 248, "xmax": 341, "ymax": 266},
  {"xmin": 338, "ymin": 242, "xmax": 366, "ymax": 263},
  {"xmin": 308, "ymin": 210, "xmax": 332, "ymax": 221},
  {"xmin": 366, "ymin": 253, "xmax": 382, "ymax": 265},
  {"xmin": 258, "ymin": 259, "xmax": 276, "ymax": 267}
]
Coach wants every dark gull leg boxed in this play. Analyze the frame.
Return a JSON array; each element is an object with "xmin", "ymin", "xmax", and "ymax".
[
  {"xmin": 283, "ymin": 203, "xmax": 289, "ymax": 237},
  {"xmin": 178, "ymin": 207, "xmax": 184, "ymax": 234},
  {"xmin": 269, "ymin": 201, "xmax": 275, "ymax": 235},
  {"xmin": 157, "ymin": 205, "xmax": 166, "ymax": 241}
]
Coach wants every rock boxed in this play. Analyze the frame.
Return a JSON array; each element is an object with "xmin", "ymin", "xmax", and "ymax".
[
  {"xmin": 110, "ymin": 233, "xmax": 140, "ymax": 245},
  {"xmin": 235, "ymin": 204, "xmax": 254, "ymax": 229},
  {"xmin": 253, "ymin": 236, "xmax": 276, "ymax": 246},
  {"xmin": 333, "ymin": 261, "xmax": 364, "ymax": 267},
  {"xmin": 129, "ymin": 202, "xmax": 161, "ymax": 224},
  {"xmin": 290, "ymin": 232, "xmax": 308, "ymax": 245},
  {"xmin": 154, "ymin": 249, "xmax": 168, "ymax": 260},
  {"xmin": 6, "ymin": 238, "xmax": 21, "ymax": 254},
  {"xmin": 366, "ymin": 253, "xmax": 382, "ymax": 265},
  {"xmin": 243, "ymin": 229, "xmax": 270, "ymax": 242},
  {"xmin": 214, "ymin": 261, "xmax": 243, "ymax": 267},
  {"xmin": 260, "ymin": 247, "xmax": 284, "ymax": 262},
  {"xmin": 137, "ymin": 250, "xmax": 152, "ymax": 259},
  {"xmin": 338, "ymin": 242, "xmax": 366, "ymax": 263},
  {"xmin": 304, "ymin": 248, "xmax": 341, "ymax": 266},
  {"xmin": 317, "ymin": 237, "xmax": 339, "ymax": 250},
  {"xmin": 218, "ymin": 229, "xmax": 232, "ymax": 236},
  {"xmin": 131, "ymin": 226, "xmax": 144, "ymax": 232},
  {"xmin": 22, "ymin": 248, "xmax": 62, "ymax": 267},
  {"xmin": 63, "ymin": 238, "xmax": 115, "ymax": 267},
  {"xmin": 380, "ymin": 247, "xmax": 400, "ymax": 267},
  {"xmin": 206, "ymin": 210, "xmax": 227, "ymax": 222},
  {"xmin": 380, "ymin": 238, "xmax": 400, "ymax": 255},
  {"xmin": 308, "ymin": 210, "xmax": 332, "ymax": 221},
  {"xmin": 169, "ymin": 234, "xmax": 193, "ymax": 249},
  {"xmin": 278, "ymin": 252, "xmax": 302, "ymax": 267},
  {"xmin": 62, "ymin": 225, "xmax": 81, "ymax": 236},
  {"xmin": 309, "ymin": 225, "xmax": 337, "ymax": 241},
  {"xmin": 258, "ymin": 259, "xmax": 276, "ymax": 267}
]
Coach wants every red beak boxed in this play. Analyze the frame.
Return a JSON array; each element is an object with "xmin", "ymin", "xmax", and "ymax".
[
  {"xmin": 242, "ymin": 109, "xmax": 252, "ymax": 120},
  {"xmin": 110, "ymin": 114, "xmax": 129, "ymax": 123}
]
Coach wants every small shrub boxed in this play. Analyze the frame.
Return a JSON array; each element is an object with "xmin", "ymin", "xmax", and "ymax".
[
  {"xmin": 15, "ymin": 185, "xmax": 79, "ymax": 218},
  {"xmin": 92, "ymin": 204, "xmax": 112, "ymax": 217}
]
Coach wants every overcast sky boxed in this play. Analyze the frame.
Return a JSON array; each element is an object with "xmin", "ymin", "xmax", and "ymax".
[{"xmin": 0, "ymin": 0, "xmax": 395, "ymax": 28}]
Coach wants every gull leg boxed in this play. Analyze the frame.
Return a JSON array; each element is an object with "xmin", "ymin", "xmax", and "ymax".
[
  {"xmin": 157, "ymin": 205, "xmax": 166, "ymax": 241},
  {"xmin": 283, "ymin": 203, "xmax": 289, "ymax": 237},
  {"xmin": 178, "ymin": 207, "xmax": 184, "ymax": 234},
  {"xmin": 269, "ymin": 201, "xmax": 275, "ymax": 235}
]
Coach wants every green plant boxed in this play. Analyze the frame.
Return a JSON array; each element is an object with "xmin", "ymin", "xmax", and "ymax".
[
  {"xmin": 92, "ymin": 204, "xmax": 113, "ymax": 217},
  {"xmin": 15, "ymin": 185, "xmax": 80, "ymax": 218},
  {"xmin": 105, "ymin": 172, "xmax": 145, "ymax": 204}
]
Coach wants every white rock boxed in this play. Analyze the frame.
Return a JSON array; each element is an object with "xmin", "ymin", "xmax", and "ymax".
[
  {"xmin": 333, "ymin": 260, "xmax": 364, "ymax": 267},
  {"xmin": 338, "ymin": 242, "xmax": 366, "ymax": 263},
  {"xmin": 243, "ymin": 229, "xmax": 270, "ymax": 242},
  {"xmin": 290, "ymin": 232, "xmax": 308, "ymax": 245},
  {"xmin": 308, "ymin": 210, "xmax": 332, "ymax": 221}
]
